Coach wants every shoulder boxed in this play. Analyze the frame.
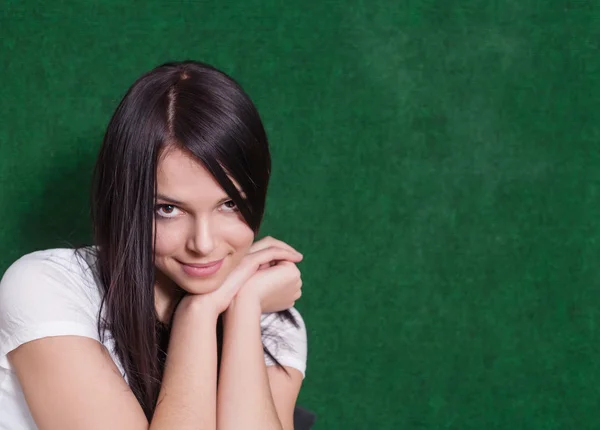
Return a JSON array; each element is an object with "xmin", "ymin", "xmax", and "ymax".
[
  {"xmin": 0, "ymin": 247, "xmax": 101, "ymax": 309},
  {"xmin": 2, "ymin": 247, "xmax": 97, "ymax": 277},
  {"xmin": 261, "ymin": 307, "xmax": 308, "ymax": 378},
  {"xmin": 0, "ymin": 247, "xmax": 103, "ymax": 369},
  {"xmin": 2, "ymin": 247, "xmax": 94, "ymax": 281}
]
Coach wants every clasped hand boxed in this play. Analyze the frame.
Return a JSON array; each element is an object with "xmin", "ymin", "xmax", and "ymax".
[{"xmin": 186, "ymin": 236, "xmax": 303, "ymax": 316}]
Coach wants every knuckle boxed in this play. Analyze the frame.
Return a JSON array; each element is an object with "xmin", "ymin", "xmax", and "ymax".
[
  {"xmin": 254, "ymin": 246, "xmax": 276, "ymax": 259},
  {"xmin": 263, "ymin": 236, "xmax": 292, "ymax": 250},
  {"xmin": 266, "ymin": 236, "xmax": 284, "ymax": 247}
]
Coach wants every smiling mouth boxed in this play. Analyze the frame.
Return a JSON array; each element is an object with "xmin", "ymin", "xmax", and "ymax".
[
  {"xmin": 182, "ymin": 259, "xmax": 224, "ymax": 268},
  {"xmin": 179, "ymin": 258, "xmax": 224, "ymax": 277}
]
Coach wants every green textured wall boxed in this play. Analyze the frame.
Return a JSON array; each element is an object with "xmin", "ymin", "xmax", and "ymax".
[{"xmin": 2, "ymin": 1, "xmax": 600, "ymax": 428}]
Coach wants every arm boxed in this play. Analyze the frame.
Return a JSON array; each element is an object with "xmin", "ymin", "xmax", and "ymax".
[
  {"xmin": 217, "ymin": 297, "xmax": 304, "ymax": 430},
  {"xmin": 217, "ymin": 296, "xmax": 282, "ymax": 430},
  {"xmin": 9, "ymin": 336, "xmax": 149, "ymax": 430},
  {"xmin": 154, "ymin": 246, "xmax": 304, "ymax": 429},
  {"xmin": 9, "ymin": 297, "xmax": 219, "ymax": 430},
  {"xmin": 216, "ymin": 238, "xmax": 305, "ymax": 430},
  {"xmin": 149, "ymin": 297, "xmax": 219, "ymax": 429},
  {"xmin": 267, "ymin": 366, "xmax": 304, "ymax": 429}
]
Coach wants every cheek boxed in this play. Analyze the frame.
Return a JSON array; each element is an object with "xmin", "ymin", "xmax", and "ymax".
[
  {"xmin": 154, "ymin": 222, "xmax": 186, "ymax": 256},
  {"xmin": 222, "ymin": 220, "xmax": 254, "ymax": 254}
]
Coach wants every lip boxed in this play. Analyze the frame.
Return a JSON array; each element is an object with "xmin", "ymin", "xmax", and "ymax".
[
  {"xmin": 184, "ymin": 259, "xmax": 224, "ymax": 268},
  {"xmin": 180, "ymin": 258, "xmax": 224, "ymax": 277}
]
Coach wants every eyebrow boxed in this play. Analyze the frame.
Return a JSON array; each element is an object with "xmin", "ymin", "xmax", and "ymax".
[
  {"xmin": 155, "ymin": 192, "xmax": 246, "ymax": 206},
  {"xmin": 155, "ymin": 194, "xmax": 186, "ymax": 206}
]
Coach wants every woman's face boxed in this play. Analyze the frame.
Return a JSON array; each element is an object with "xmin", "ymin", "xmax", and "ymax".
[{"xmin": 153, "ymin": 146, "xmax": 254, "ymax": 299}]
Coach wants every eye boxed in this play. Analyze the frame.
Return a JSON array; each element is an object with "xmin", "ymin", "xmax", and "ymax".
[
  {"xmin": 155, "ymin": 204, "xmax": 182, "ymax": 218},
  {"xmin": 220, "ymin": 200, "xmax": 239, "ymax": 213}
]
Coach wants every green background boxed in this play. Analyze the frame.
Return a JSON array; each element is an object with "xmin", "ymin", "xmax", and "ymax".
[{"xmin": 2, "ymin": 1, "xmax": 600, "ymax": 428}]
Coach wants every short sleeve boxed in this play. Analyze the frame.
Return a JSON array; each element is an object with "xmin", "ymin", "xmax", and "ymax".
[
  {"xmin": 0, "ymin": 250, "xmax": 101, "ymax": 370},
  {"xmin": 261, "ymin": 307, "xmax": 307, "ymax": 378}
]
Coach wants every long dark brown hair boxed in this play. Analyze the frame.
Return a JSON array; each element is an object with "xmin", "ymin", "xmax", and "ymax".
[{"xmin": 90, "ymin": 60, "xmax": 296, "ymax": 420}]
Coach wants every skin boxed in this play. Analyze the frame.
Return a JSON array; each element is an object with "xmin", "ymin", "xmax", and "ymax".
[
  {"xmin": 152, "ymin": 145, "xmax": 255, "ymax": 322},
  {"xmin": 153, "ymin": 146, "xmax": 304, "ymax": 429},
  {"xmin": 7, "ymin": 145, "xmax": 304, "ymax": 430}
]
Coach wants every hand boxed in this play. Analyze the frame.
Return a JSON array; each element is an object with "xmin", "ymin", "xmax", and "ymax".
[
  {"xmin": 183, "ymin": 243, "xmax": 302, "ymax": 317},
  {"xmin": 236, "ymin": 236, "xmax": 304, "ymax": 313},
  {"xmin": 237, "ymin": 260, "xmax": 303, "ymax": 313},
  {"xmin": 249, "ymin": 236, "xmax": 302, "ymax": 271}
]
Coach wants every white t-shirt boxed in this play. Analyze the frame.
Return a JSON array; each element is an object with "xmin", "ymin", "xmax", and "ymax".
[{"xmin": 0, "ymin": 248, "xmax": 307, "ymax": 430}]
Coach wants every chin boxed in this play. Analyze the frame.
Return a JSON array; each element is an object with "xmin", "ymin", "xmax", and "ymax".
[{"xmin": 177, "ymin": 277, "xmax": 222, "ymax": 295}]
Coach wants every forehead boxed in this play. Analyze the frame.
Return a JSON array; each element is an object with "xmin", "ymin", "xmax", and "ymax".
[{"xmin": 156, "ymin": 146, "xmax": 237, "ymax": 201}]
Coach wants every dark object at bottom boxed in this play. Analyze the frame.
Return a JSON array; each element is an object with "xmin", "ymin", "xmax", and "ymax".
[{"xmin": 294, "ymin": 406, "xmax": 317, "ymax": 429}]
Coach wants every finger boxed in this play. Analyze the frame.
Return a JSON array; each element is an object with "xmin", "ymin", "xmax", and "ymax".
[
  {"xmin": 255, "ymin": 261, "xmax": 301, "ymax": 281},
  {"xmin": 273, "ymin": 260, "xmax": 302, "ymax": 278},
  {"xmin": 258, "ymin": 260, "xmax": 278, "ymax": 270},
  {"xmin": 247, "ymin": 247, "xmax": 303, "ymax": 269},
  {"xmin": 250, "ymin": 236, "xmax": 302, "ymax": 256},
  {"xmin": 220, "ymin": 247, "xmax": 302, "ymax": 296}
]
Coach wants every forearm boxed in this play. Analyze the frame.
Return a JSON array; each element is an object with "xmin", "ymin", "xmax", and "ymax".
[
  {"xmin": 150, "ymin": 299, "xmax": 218, "ymax": 430},
  {"xmin": 217, "ymin": 297, "xmax": 281, "ymax": 430}
]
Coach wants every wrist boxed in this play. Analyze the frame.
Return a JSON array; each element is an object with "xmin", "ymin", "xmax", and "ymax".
[
  {"xmin": 226, "ymin": 291, "xmax": 262, "ymax": 319},
  {"xmin": 175, "ymin": 295, "xmax": 220, "ymax": 324}
]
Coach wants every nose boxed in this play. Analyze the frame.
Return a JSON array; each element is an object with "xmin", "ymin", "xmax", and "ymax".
[{"xmin": 187, "ymin": 215, "xmax": 216, "ymax": 256}]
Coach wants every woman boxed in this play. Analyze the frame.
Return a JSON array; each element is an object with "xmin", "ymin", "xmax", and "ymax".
[{"xmin": 0, "ymin": 60, "xmax": 307, "ymax": 429}]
